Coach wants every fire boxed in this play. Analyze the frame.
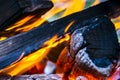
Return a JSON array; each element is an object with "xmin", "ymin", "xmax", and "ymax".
[
  {"xmin": 11, "ymin": 0, "xmax": 74, "ymax": 32},
  {"xmin": 0, "ymin": 0, "xmax": 86, "ymax": 41},
  {"xmin": 0, "ymin": 34, "xmax": 70, "ymax": 76},
  {"xmin": 6, "ymin": 15, "xmax": 35, "ymax": 31},
  {"xmin": 0, "ymin": 37, "xmax": 7, "ymax": 41},
  {"xmin": 112, "ymin": 16, "xmax": 120, "ymax": 30},
  {"xmin": 64, "ymin": 20, "xmax": 75, "ymax": 33},
  {"xmin": 62, "ymin": 0, "xmax": 85, "ymax": 17},
  {"xmin": 0, "ymin": 0, "xmax": 86, "ymax": 76},
  {"xmin": 1, "ymin": 0, "xmax": 119, "ymax": 79}
]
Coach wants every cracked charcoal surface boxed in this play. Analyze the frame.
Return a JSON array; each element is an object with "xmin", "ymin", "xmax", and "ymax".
[
  {"xmin": 72, "ymin": 16, "xmax": 119, "ymax": 66},
  {"xmin": 69, "ymin": 15, "xmax": 119, "ymax": 78}
]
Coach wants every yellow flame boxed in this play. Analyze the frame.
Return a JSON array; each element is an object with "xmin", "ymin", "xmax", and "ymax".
[
  {"xmin": 62, "ymin": 0, "xmax": 85, "ymax": 17},
  {"xmin": 64, "ymin": 21, "xmax": 75, "ymax": 33},
  {"xmin": 13, "ymin": 0, "xmax": 73, "ymax": 32},
  {"xmin": 0, "ymin": 0, "xmax": 77, "ymax": 41},
  {"xmin": 7, "ymin": 0, "xmax": 85, "ymax": 32},
  {"xmin": 0, "ymin": 34, "xmax": 70, "ymax": 76},
  {"xmin": 112, "ymin": 16, "xmax": 120, "ymax": 30},
  {"xmin": 0, "ymin": 37, "xmax": 7, "ymax": 41},
  {"xmin": 0, "ymin": 0, "xmax": 99, "ymax": 77},
  {"xmin": 6, "ymin": 15, "xmax": 35, "ymax": 31},
  {"xmin": 115, "ymin": 22, "xmax": 120, "ymax": 30},
  {"xmin": 15, "ymin": 18, "xmax": 44, "ymax": 32}
]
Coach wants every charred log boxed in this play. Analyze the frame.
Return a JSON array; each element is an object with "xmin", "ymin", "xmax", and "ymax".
[
  {"xmin": 0, "ymin": 0, "xmax": 120, "ymax": 31},
  {"xmin": 0, "ymin": 0, "xmax": 22, "ymax": 31},
  {"xmin": 0, "ymin": 0, "xmax": 53, "ymax": 30},
  {"xmin": 0, "ymin": 0, "xmax": 120, "ymax": 70},
  {"xmin": 18, "ymin": 0, "xmax": 53, "ymax": 13}
]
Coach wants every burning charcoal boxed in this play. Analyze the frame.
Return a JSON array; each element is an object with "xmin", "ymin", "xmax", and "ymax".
[
  {"xmin": 44, "ymin": 61, "xmax": 56, "ymax": 75},
  {"xmin": 0, "ymin": 0, "xmax": 119, "ymax": 70},
  {"xmin": 75, "ymin": 48, "xmax": 112, "ymax": 76},
  {"xmin": 63, "ymin": 15, "xmax": 119, "ymax": 79}
]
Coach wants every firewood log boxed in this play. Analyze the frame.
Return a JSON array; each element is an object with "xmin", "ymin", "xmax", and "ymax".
[{"xmin": 0, "ymin": 0, "xmax": 119, "ymax": 70}]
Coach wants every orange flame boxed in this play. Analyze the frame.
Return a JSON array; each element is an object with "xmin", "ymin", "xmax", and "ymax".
[
  {"xmin": 1, "ymin": 0, "xmax": 115, "ymax": 79},
  {"xmin": 0, "ymin": 0, "xmax": 85, "ymax": 41},
  {"xmin": 0, "ymin": 0, "xmax": 86, "ymax": 75},
  {"xmin": 0, "ymin": 34, "xmax": 70, "ymax": 76},
  {"xmin": 6, "ymin": 15, "xmax": 35, "ymax": 31}
]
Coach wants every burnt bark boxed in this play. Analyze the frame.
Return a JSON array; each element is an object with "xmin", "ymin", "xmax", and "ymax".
[
  {"xmin": 62, "ymin": 15, "xmax": 119, "ymax": 80},
  {"xmin": 0, "ymin": 0, "xmax": 22, "ymax": 30},
  {"xmin": 0, "ymin": 0, "xmax": 120, "ymax": 69}
]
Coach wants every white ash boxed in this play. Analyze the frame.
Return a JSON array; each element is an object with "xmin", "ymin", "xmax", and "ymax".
[
  {"xmin": 75, "ymin": 48, "xmax": 113, "ymax": 77},
  {"xmin": 44, "ymin": 61, "xmax": 56, "ymax": 75},
  {"xmin": 76, "ymin": 76, "xmax": 88, "ymax": 80},
  {"xmin": 71, "ymin": 29, "xmax": 84, "ymax": 52}
]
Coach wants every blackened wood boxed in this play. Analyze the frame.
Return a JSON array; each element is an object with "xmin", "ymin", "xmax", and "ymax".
[
  {"xmin": 62, "ymin": 16, "xmax": 119, "ymax": 79},
  {"xmin": 0, "ymin": 1, "xmax": 119, "ymax": 69},
  {"xmin": 0, "ymin": 0, "xmax": 22, "ymax": 30},
  {"xmin": 0, "ymin": 72, "xmax": 11, "ymax": 80},
  {"xmin": 0, "ymin": 0, "xmax": 53, "ymax": 31},
  {"xmin": 18, "ymin": 0, "xmax": 53, "ymax": 13}
]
